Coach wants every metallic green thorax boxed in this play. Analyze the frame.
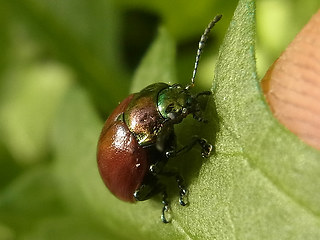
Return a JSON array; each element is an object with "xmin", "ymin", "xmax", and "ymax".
[{"xmin": 124, "ymin": 83, "xmax": 168, "ymax": 146}]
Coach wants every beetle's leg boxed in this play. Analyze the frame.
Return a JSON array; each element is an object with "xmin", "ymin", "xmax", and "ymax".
[
  {"xmin": 160, "ymin": 170, "xmax": 188, "ymax": 206},
  {"xmin": 192, "ymin": 113, "xmax": 208, "ymax": 123},
  {"xmin": 134, "ymin": 175, "xmax": 171, "ymax": 223},
  {"xmin": 150, "ymin": 163, "xmax": 186, "ymax": 205},
  {"xmin": 134, "ymin": 174, "xmax": 160, "ymax": 201},
  {"xmin": 161, "ymin": 191, "xmax": 170, "ymax": 223},
  {"xmin": 166, "ymin": 135, "xmax": 213, "ymax": 158},
  {"xmin": 195, "ymin": 90, "xmax": 211, "ymax": 98},
  {"xmin": 155, "ymin": 124, "xmax": 175, "ymax": 152},
  {"xmin": 150, "ymin": 161, "xmax": 188, "ymax": 206},
  {"xmin": 151, "ymin": 165, "xmax": 188, "ymax": 206},
  {"xmin": 176, "ymin": 174, "xmax": 188, "ymax": 206}
]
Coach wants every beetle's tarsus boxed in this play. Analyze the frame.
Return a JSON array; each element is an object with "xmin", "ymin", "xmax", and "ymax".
[
  {"xmin": 179, "ymin": 189, "xmax": 188, "ymax": 206},
  {"xmin": 161, "ymin": 192, "xmax": 171, "ymax": 223},
  {"xmin": 193, "ymin": 113, "xmax": 208, "ymax": 123},
  {"xmin": 165, "ymin": 150, "xmax": 176, "ymax": 159},
  {"xmin": 176, "ymin": 175, "xmax": 188, "ymax": 206},
  {"xmin": 199, "ymin": 138, "xmax": 213, "ymax": 158}
]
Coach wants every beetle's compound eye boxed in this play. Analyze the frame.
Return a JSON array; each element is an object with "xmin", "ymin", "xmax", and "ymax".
[
  {"xmin": 165, "ymin": 103, "xmax": 174, "ymax": 114},
  {"xmin": 158, "ymin": 86, "xmax": 191, "ymax": 120},
  {"xmin": 165, "ymin": 103, "xmax": 178, "ymax": 120}
]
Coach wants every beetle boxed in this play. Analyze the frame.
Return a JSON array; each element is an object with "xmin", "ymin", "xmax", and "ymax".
[{"xmin": 97, "ymin": 14, "xmax": 222, "ymax": 223}]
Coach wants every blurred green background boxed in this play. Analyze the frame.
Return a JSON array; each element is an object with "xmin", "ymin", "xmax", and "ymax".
[{"xmin": 0, "ymin": 0, "xmax": 319, "ymax": 239}]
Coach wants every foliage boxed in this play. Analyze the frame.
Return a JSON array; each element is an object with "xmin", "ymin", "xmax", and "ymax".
[{"xmin": 0, "ymin": 0, "xmax": 319, "ymax": 239}]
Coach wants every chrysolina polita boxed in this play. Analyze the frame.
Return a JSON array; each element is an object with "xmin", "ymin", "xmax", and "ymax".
[{"xmin": 97, "ymin": 14, "xmax": 222, "ymax": 223}]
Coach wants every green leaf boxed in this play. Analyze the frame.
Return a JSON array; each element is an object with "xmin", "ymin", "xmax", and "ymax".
[
  {"xmin": 51, "ymin": 0, "xmax": 320, "ymax": 239},
  {"xmin": 175, "ymin": 0, "xmax": 320, "ymax": 238},
  {"xmin": 45, "ymin": 0, "xmax": 320, "ymax": 239},
  {"xmin": 2, "ymin": 0, "xmax": 320, "ymax": 239}
]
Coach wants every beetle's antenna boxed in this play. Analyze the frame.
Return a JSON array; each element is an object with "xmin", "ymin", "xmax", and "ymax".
[{"xmin": 186, "ymin": 14, "xmax": 222, "ymax": 90}]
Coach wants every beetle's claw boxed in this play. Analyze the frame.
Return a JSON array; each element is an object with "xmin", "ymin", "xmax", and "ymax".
[
  {"xmin": 179, "ymin": 198, "xmax": 186, "ymax": 206},
  {"xmin": 161, "ymin": 203, "xmax": 171, "ymax": 223},
  {"xmin": 161, "ymin": 191, "xmax": 171, "ymax": 223},
  {"xmin": 165, "ymin": 150, "xmax": 176, "ymax": 159},
  {"xmin": 179, "ymin": 189, "xmax": 189, "ymax": 206},
  {"xmin": 199, "ymin": 139, "xmax": 213, "ymax": 158}
]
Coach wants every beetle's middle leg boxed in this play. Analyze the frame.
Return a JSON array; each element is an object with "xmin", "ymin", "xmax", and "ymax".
[
  {"xmin": 160, "ymin": 169, "xmax": 188, "ymax": 206},
  {"xmin": 165, "ymin": 136, "xmax": 213, "ymax": 159}
]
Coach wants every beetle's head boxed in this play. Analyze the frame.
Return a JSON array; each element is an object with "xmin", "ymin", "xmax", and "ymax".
[{"xmin": 157, "ymin": 84, "xmax": 195, "ymax": 123}]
